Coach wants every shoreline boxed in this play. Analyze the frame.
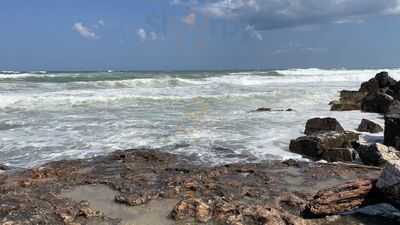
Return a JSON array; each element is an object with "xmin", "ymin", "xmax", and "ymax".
[{"xmin": 1, "ymin": 71, "xmax": 400, "ymax": 224}]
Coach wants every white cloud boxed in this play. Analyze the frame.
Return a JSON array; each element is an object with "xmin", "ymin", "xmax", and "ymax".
[
  {"xmin": 245, "ymin": 25, "xmax": 262, "ymax": 40},
  {"xmin": 182, "ymin": 13, "xmax": 197, "ymax": 25},
  {"xmin": 137, "ymin": 28, "xmax": 159, "ymax": 41},
  {"xmin": 189, "ymin": 0, "xmax": 400, "ymax": 30},
  {"xmin": 137, "ymin": 28, "xmax": 147, "ymax": 41},
  {"xmin": 73, "ymin": 22, "xmax": 98, "ymax": 39}
]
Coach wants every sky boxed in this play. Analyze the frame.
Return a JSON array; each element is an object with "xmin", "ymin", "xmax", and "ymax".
[{"xmin": 1, "ymin": 0, "xmax": 400, "ymax": 71}]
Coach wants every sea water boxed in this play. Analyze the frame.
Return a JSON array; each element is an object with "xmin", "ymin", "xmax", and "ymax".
[{"xmin": 1, "ymin": 68, "xmax": 399, "ymax": 167}]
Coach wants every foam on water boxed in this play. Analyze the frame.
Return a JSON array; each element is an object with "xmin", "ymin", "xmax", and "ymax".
[{"xmin": 0, "ymin": 68, "xmax": 391, "ymax": 167}]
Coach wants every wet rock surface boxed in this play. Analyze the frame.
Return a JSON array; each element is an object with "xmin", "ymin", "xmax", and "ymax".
[
  {"xmin": 356, "ymin": 119, "xmax": 383, "ymax": 134},
  {"xmin": 290, "ymin": 131, "xmax": 359, "ymax": 162},
  {"xmin": 355, "ymin": 143, "xmax": 400, "ymax": 166},
  {"xmin": 0, "ymin": 149, "xmax": 386, "ymax": 225}
]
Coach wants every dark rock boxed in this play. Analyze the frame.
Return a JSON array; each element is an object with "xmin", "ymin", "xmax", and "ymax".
[
  {"xmin": 356, "ymin": 143, "xmax": 400, "ymax": 166},
  {"xmin": 331, "ymin": 90, "xmax": 367, "ymax": 111},
  {"xmin": 359, "ymin": 72, "xmax": 396, "ymax": 93},
  {"xmin": 361, "ymin": 91, "xmax": 394, "ymax": 114},
  {"xmin": 357, "ymin": 119, "xmax": 384, "ymax": 133},
  {"xmin": 254, "ymin": 107, "xmax": 271, "ymax": 112},
  {"xmin": 375, "ymin": 71, "xmax": 397, "ymax": 89},
  {"xmin": 384, "ymin": 113, "xmax": 400, "ymax": 150},
  {"xmin": 360, "ymin": 78, "xmax": 380, "ymax": 94},
  {"xmin": 289, "ymin": 131, "xmax": 360, "ymax": 162},
  {"xmin": 304, "ymin": 117, "xmax": 345, "ymax": 135},
  {"xmin": 377, "ymin": 160, "xmax": 400, "ymax": 206},
  {"xmin": 305, "ymin": 179, "xmax": 378, "ymax": 217}
]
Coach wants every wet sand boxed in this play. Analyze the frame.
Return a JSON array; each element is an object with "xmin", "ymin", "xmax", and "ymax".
[{"xmin": 61, "ymin": 184, "xmax": 178, "ymax": 225}]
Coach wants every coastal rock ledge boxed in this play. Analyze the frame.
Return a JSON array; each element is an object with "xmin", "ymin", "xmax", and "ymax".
[{"xmin": 0, "ymin": 149, "xmax": 394, "ymax": 225}]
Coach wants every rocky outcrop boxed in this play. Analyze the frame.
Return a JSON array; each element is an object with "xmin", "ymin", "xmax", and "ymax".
[
  {"xmin": 330, "ymin": 90, "xmax": 367, "ymax": 111},
  {"xmin": 289, "ymin": 131, "xmax": 359, "ymax": 162},
  {"xmin": 305, "ymin": 179, "xmax": 378, "ymax": 217},
  {"xmin": 330, "ymin": 71, "xmax": 400, "ymax": 114},
  {"xmin": 377, "ymin": 160, "xmax": 400, "ymax": 206},
  {"xmin": 355, "ymin": 143, "xmax": 400, "ymax": 166},
  {"xmin": 304, "ymin": 117, "xmax": 344, "ymax": 135},
  {"xmin": 0, "ymin": 149, "xmax": 384, "ymax": 225},
  {"xmin": 384, "ymin": 113, "xmax": 400, "ymax": 150},
  {"xmin": 357, "ymin": 119, "xmax": 383, "ymax": 133}
]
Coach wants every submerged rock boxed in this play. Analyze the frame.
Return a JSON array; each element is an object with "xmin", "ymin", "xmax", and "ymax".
[
  {"xmin": 357, "ymin": 119, "xmax": 384, "ymax": 133},
  {"xmin": 304, "ymin": 117, "xmax": 345, "ymax": 135}
]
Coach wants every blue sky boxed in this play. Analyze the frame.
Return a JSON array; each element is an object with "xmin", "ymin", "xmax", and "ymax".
[{"xmin": 1, "ymin": 0, "xmax": 400, "ymax": 70}]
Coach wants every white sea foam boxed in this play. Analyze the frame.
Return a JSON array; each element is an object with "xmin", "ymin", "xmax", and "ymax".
[{"xmin": 0, "ymin": 68, "xmax": 393, "ymax": 167}]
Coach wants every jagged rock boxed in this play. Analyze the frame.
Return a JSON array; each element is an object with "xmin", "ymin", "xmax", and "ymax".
[
  {"xmin": 377, "ymin": 160, "xmax": 400, "ymax": 206},
  {"xmin": 356, "ymin": 119, "xmax": 383, "ymax": 133},
  {"xmin": 361, "ymin": 91, "xmax": 394, "ymax": 114},
  {"xmin": 289, "ymin": 131, "xmax": 359, "ymax": 162},
  {"xmin": 171, "ymin": 197, "xmax": 211, "ymax": 223},
  {"xmin": 360, "ymin": 78, "xmax": 380, "ymax": 94},
  {"xmin": 360, "ymin": 72, "xmax": 396, "ymax": 93},
  {"xmin": 356, "ymin": 143, "xmax": 400, "ymax": 166},
  {"xmin": 375, "ymin": 71, "xmax": 397, "ymax": 89},
  {"xmin": 304, "ymin": 117, "xmax": 345, "ymax": 135},
  {"xmin": 305, "ymin": 179, "xmax": 378, "ymax": 217},
  {"xmin": 384, "ymin": 113, "xmax": 400, "ymax": 150},
  {"xmin": 330, "ymin": 90, "xmax": 366, "ymax": 111}
]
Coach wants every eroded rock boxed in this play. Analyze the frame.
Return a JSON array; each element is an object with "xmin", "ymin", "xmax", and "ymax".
[
  {"xmin": 290, "ymin": 131, "xmax": 359, "ymax": 162},
  {"xmin": 304, "ymin": 118, "xmax": 345, "ymax": 135},
  {"xmin": 305, "ymin": 179, "xmax": 378, "ymax": 217}
]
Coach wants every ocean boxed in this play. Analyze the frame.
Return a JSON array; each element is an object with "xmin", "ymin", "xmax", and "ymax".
[{"xmin": 1, "ymin": 68, "xmax": 399, "ymax": 167}]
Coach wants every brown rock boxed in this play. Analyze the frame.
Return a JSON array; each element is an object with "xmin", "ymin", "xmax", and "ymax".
[
  {"xmin": 305, "ymin": 179, "xmax": 377, "ymax": 217},
  {"xmin": 171, "ymin": 197, "xmax": 211, "ymax": 223},
  {"xmin": 330, "ymin": 90, "xmax": 366, "ymax": 111},
  {"xmin": 289, "ymin": 131, "xmax": 359, "ymax": 162},
  {"xmin": 357, "ymin": 119, "xmax": 384, "ymax": 133},
  {"xmin": 304, "ymin": 117, "xmax": 344, "ymax": 135}
]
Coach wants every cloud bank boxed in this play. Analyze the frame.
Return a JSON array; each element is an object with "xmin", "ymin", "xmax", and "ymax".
[{"xmin": 176, "ymin": 0, "xmax": 400, "ymax": 30}]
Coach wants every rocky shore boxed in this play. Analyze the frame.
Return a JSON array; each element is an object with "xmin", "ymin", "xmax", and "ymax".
[{"xmin": 1, "ymin": 72, "xmax": 400, "ymax": 225}]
